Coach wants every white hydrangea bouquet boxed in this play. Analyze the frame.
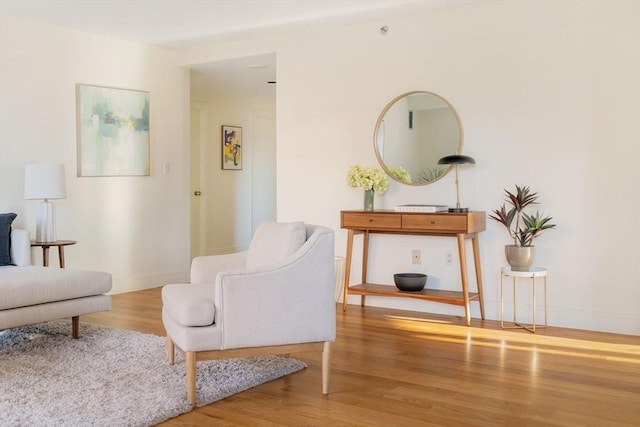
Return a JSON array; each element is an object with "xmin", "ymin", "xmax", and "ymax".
[
  {"xmin": 346, "ymin": 165, "xmax": 388, "ymax": 194},
  {"xmin": 346, "ymin": 165, "xmax": 388, "ymax": 211},
  {"xmin": 390, "ymin": 166, "xmax": 412, "ymax": 184}
]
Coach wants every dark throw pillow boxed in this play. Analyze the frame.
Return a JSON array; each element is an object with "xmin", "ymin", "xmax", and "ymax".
[{"xmin": 0, "ymin": 213, "xmax": 18, "ymax": 266}]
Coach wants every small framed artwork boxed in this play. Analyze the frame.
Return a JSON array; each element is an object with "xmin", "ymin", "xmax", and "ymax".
[
  {"xmin": 76, "ymin": 84, "xmax": 150, "ymax": 177},
  {"xmin": 222, "ymin": 125, "xmax": 242, "ymax": 170}
]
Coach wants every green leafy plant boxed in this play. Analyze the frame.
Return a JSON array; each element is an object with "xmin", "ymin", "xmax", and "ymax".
[
  {"xmin": 416, "ymin": 166, "xmax": 445, "ymax": 184},
  {"xmin": 489, "ymin": 185, "xmax": 556, "ymax": 247}
]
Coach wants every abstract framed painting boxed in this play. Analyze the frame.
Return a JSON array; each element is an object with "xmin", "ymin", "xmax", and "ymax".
[
  {"xmin": 222, "ymin": 125, "xmax": 242, "ymax": 170},
  {"xmin": 76, "ymin": 84, "xmax": 150, "ymax": 177}
]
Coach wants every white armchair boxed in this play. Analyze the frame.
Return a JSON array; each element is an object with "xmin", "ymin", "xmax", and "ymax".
[{"xmin": 162, "ymin": 221, "xmax": 336, "ymax": 405}]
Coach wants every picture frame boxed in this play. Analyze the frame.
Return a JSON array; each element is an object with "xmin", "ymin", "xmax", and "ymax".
[
  {"xmin": 222, "ymin": 125, "xmax": 242, "ymax": 170},
  {"xmin": 76, "ymin": 84, "xmax": 150, "ymax": 177}
]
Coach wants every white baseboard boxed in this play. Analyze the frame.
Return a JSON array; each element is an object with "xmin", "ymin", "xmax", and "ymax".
[
  {"xmin": 109, "ymin": 271, "xmax": 190, "ymax": 295},
  {"xmin": 347, "ymin": 296, "xmax": 640, "ymax": 336}
]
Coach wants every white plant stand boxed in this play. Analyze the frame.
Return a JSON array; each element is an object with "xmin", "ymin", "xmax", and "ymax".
[{"xmin": 500, "ymin": 266, "xmax": 548, "ymax": 333}]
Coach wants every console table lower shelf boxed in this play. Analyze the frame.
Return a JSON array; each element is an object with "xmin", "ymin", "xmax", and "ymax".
[{"xmin": 348, "ymin": 283, "xmax": 480, "ymax": 306}]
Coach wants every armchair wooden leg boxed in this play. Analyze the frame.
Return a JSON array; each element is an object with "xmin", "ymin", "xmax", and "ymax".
[
  {"xmin": 186, "ymin": 351, "xmax": 197, "ymax": 406},
  {"xmin": 166, "ymin": 336, "xmax": 175, "ymax": 365},
  {"xmin": 322, "ymin": 341, "xmax": 332, "ymax": 395}
]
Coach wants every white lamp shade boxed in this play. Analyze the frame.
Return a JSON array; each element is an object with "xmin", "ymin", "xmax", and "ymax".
[{"xmin": 24, "ymin": 164, "xmax": 67, "ymax": 200}]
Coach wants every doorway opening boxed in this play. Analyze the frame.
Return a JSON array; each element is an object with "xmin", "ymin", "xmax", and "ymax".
[{"xmin": 189, "ymin": 53, "xmax": 276, "ymax": 258}]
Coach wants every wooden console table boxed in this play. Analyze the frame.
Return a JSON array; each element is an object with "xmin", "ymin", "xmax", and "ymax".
[{"xmin": 340, "ymin": 210, "xmax": 486, "ymax": 326}]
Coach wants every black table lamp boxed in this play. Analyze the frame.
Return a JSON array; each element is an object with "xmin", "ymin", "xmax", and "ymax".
[{"xmin": 437, "ymin": 154, "xmax": 476, "ymax": 213}]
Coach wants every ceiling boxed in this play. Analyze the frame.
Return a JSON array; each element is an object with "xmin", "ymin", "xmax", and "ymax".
[
  {"xmin": 0, "ymin": 0, "xmax": 455, "ymax": 99},
  {"xmin": 0, "ymin": 0, "xmax": 433, "ymax": 49}
]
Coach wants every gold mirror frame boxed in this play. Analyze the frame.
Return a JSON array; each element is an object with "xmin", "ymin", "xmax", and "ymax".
[{"xmin": 374, "ymin": 91, "xmax": 464, "ymax": 186}]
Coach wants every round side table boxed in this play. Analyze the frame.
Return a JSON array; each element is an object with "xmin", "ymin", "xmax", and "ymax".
[
  {"xmin": 500, "ymin": 266, "xmax": 548, "ymax": 333},
  {"xmin": 30, "ymin": 240, "xmax": 77, "ymax": 268}
]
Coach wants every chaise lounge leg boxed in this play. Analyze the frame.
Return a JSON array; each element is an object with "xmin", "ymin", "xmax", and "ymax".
[
  {"xmin": 72, "ymin": 316, "xmax": 79, "ymax": 339},
  {"xmin": 166, "ymin": 336, "xmax": 175, "ymax": 365},
  {"xmin": 186, "ymin": 351, "xmax": 197, "ymax": 406},
  {"xmin": 322, "ymin": 341, "xmax": 332, "ymax": 395}
]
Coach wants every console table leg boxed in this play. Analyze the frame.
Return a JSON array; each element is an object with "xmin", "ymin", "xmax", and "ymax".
[
  {"xmin": 361, "ymin": 232, "xmax": 369, "ymax": 283},
  {"xmin": 457, "ymin": 234, "xmax": 471, "ymax": 326},
  {"xmin": 342, "ymin": 230, "xmax": 355, "ymax": 312},
  {"xmin": 361, "ymin": 231, "xmax": 369, "ymax": 307},
  {"xmin": 472, "ymin": 234, "xmax": 485, "ymax": 320}
]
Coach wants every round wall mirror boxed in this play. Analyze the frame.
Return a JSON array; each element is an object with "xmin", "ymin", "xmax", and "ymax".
[{"xmin": 374, "ymin": 91, "xmax": 463, "ymax": 185}]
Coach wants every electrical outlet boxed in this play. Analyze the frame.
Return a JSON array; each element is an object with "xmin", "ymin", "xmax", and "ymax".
[
  {"xmin": 412, "ymin": 250, "xmax": 421, "ymax": 265},
  {"xmin": 446, "ymin": 250, "xmax": 453, "ymax": 265}
]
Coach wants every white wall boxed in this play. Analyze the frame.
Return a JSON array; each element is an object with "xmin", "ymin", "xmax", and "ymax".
[
  {"xmin": 1, "ymin": 1, "xmax": 637, "ymax": 335},
  {"xmin": 181, "ymin": 1, "xmax": 640, "ymax": 335},
  {"xmin": 0, "ymin": 16, "xmax": 191, "ymax": 293}
]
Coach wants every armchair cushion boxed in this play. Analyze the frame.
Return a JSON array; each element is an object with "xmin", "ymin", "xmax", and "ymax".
[
  {"xmin": 162, "ymin": 283, "xmax": 215, "ymax": 327},
  {"xmin": 245, "ymin": 220, "xmax": 305, "ymax": 269},
  {"xmin": 0, "ymin": 213, "xmax": 17, "ymax": 266}
]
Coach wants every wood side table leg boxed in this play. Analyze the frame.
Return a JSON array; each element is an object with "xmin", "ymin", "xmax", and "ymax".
[
  {"xmin": 342, "ymin": 229, "xmax": 355, "ymax": 312},
  {"xmin": 42, "ymin": 246, "xmax": 50, "ymax": 267},
  {"xmin": 471, "ymin": 234, "xmax": 485, "ymax": 319},
  {"xmin": 361, "ymin": 231, "xmax": 370, "ymax": 307},
  {"xmin": 58, "ymin": 246, "xmax": 66, "ymax": 268},
  {"xmin": 457, "ymin": 234, "xmax": 471, "ymax": 326}
]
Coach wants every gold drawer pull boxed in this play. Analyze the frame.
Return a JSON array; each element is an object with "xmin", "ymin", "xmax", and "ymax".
[{"xmin": 430, "ymin": 220, "xmax": 436, "ymax": 224}]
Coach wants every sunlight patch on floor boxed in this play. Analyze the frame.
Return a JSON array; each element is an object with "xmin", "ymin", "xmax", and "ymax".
[{"xmin": 384, "ymin": 314, "xmax": 640, "ymax": 364}]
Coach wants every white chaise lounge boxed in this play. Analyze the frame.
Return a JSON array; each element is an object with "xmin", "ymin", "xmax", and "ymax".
[{"xmin": 0, "ymin": 228, "xmax": 112, "ymax": 338}]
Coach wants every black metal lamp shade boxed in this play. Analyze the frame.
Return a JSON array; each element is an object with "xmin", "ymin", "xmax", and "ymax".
[
  {"xmin": 437, "ymin": 154, "xmax": 476, "ymax": 212},
  {"xmin": 437, "ymin": 154, "xmax": 476, "ymax": 165}
]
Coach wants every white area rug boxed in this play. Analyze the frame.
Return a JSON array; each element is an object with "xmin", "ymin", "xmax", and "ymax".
[{"xmin": 0, "ymin": 320, "xmax": 306, "ymax": 426}]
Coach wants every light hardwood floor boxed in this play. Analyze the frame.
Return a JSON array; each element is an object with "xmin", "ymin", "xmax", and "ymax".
[{"xmin": 83, "ymin": 288, "xmax": 640, "ymax": 426}]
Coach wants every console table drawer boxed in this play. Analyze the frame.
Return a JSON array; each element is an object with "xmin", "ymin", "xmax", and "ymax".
[
  {"xmin": 402, "ymin": 214, "xmax": 468, "ymax": 232},
  {"xmin": 342, "ymin": 212, "xmax": 401, "ymax": 229}
]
